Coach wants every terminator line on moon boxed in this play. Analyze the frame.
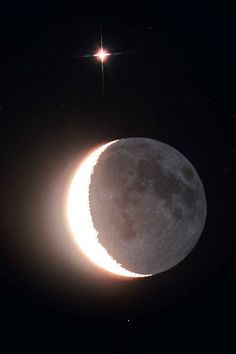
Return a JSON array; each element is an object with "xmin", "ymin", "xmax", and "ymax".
[{"xmin": 67, "ymin": 138, "xmax": 207, "ymax": 277}]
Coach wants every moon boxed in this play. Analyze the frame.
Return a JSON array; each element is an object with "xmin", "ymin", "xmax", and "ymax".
[{"xmin": 68, "ymin": 138, "xmax": 207, "ymax": 277}]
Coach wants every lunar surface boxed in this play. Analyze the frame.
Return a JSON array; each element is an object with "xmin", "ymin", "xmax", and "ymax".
[{"xmin": 88, "ymin": 138, "xmax": 207, "ymax": 275}]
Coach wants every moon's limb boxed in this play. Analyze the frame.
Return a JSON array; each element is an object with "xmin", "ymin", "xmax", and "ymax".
[{"xmin": 67, "ymin": 140, "xmax": 150, "ymax": 278}]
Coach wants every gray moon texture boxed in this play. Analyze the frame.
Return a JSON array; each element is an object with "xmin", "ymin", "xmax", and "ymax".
[{"xmin": 89, "ymin": 138, "xmax": 207, "ymax": 275}]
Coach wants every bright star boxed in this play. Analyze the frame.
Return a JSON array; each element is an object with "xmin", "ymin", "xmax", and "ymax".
[{"xmin": 94, "ymin": 48, "xmax": 110, "ymax": 62}]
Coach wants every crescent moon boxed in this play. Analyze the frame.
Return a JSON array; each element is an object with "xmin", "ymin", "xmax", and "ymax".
[{"xmin": 67, "ymin": 140, "xmax": 150, "ymax": 278}]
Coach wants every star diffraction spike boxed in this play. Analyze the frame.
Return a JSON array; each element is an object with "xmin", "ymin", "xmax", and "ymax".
[
  {"xmin": 99, "ymin": 9, "xmax": 105, "ymax": 116},
  {"xmin": 58, "ymin": 8, "xmax": 140, "ymax": 120}
]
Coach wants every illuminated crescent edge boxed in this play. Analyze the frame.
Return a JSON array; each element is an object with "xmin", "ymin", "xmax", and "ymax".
[{"xmin": 67, "ymin": 140, "xmax": 151, "ymax": 278}]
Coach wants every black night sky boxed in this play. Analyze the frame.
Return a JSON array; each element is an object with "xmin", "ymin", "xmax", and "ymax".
[{"xmin": 1, "ymin": 2, "xmax": 235, "ymax": 352}]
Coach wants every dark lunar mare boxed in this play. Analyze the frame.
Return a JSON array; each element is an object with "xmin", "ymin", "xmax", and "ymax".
[{"xmin": 89, "ymin": 138, "xmax": 207, "ymax": 275}]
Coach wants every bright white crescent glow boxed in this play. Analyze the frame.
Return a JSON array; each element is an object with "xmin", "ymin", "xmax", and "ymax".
[{"xmin": 67, "ymin": 140, "xmax": 150, "ymax": 278}]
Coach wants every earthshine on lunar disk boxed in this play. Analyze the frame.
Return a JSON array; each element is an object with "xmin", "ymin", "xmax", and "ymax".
[{"xmin": 67, "ymin": 138, "xmax": 207, "ymax": 277}]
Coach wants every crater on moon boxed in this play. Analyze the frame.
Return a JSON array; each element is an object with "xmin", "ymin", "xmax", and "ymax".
[{"xmin": 89, "ymin": 138, "xmax": 207, "ymax": 275}]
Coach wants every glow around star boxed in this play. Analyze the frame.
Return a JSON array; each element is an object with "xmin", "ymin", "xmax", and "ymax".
[{"xmin": 94, "ymin": 48, "xmax": 111, "ymax": 62}]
